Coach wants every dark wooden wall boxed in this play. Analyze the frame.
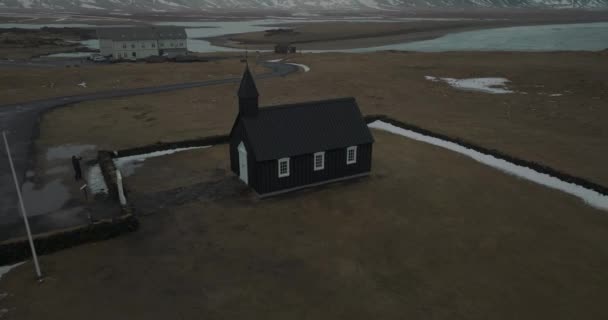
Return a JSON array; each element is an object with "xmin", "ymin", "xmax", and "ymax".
[{"xmin": 251, "ymin": 143, "xmax": 373, "ymax": 195}]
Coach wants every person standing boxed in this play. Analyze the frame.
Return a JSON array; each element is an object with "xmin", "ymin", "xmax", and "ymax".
[{"xmin": 72, "ymin": 155, "xmax": 83, "ymax": 181}]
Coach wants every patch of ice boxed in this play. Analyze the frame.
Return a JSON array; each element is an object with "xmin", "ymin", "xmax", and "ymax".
[
  {"xmin": 368, "ymin": 120, "xmax": 608, "ymax": 211},
  {"xmin": 0, "ymin": 262, "xmax": 24, "ymax": 281},
  {"xmin": 46, "ymin": 144, "xmax": 96, "ymax": 161},
  {"xmin": 114, "ymin": 146, "xmax": 211, "ymax": 177},
  {"xmin": 87, "ymin": 165, "xmax": 108, "ymax": 194},
  {"xmin": 287, "ymin": 63, "xmax": 310, "ymax": 72},
  {"xmin": 46, "ymin": 166, "xmax": 69, "ymax": 175},
  {"xmin": 21, "ymin": 179, "xmax": 71, "ymax": 216},
  {"xmin": 426, "ymin": 76, "xmax": 513, "ymax": 94}
]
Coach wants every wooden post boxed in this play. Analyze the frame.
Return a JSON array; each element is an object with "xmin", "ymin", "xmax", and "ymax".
[{"xmin": 2, "ymin": 131, "xmax": 42, "ymax": 280}]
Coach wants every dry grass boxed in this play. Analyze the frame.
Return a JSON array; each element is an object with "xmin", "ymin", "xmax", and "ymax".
[
  {"xmin": 217, "ymin": 21, "xmax": 488, "ymax": 50},
  {"xmin": 0, "ymin": 59, "xmax": 265, "ymax": 105},
  {"xmin": 39, "ymin": 51, "xmax": 608, "ymax": 186},
  {"xmin": 0, "ymin": 46, "xmax": 79, "ymax": 60},
  {"xmin": 4, "ymin": 132, "xmax": 608, "ymax": 320}
]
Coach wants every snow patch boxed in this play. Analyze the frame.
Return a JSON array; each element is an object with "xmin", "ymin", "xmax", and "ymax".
[
  {"xmin": 287, "ymin": 63, "xmax": 311, "ymax": 72},
  {"xmin": 0, "ymin": 262, "xmax": 24, "ymax": 281},
  {"xmin": 368, "ymin": 120, "xmax": 608, "ymax": 211},
  {"xmin": 87, "ymin": 165, "xmax": 108, "ymax": 194},
  {"xmin": 77, "ymin": 82, "xmax": 87, "ymax": 88},
  {"xmin": 80, "ymin": 3, "xmax": 105, "ymax": 9},
  {"xmin": 426, "ymin": 76, "xmax": 513, "ymax": 94},
  {"xmin": 114, "ymin": 146, "xmax": 211, "ymax": 177},
  {"xmin": 549, "ymin": 93, "xmax": 563, "ymax": 97},
  {"xmin": 266, "ymin": 59, "xmax": 284, "ymax": 62},
  {"xmin": 157, "ymin": 0, "xmax": 189, "ymax": 8}
]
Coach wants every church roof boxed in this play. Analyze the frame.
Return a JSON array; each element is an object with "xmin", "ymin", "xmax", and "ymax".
[{"xmin": 240, "ymin": 97, "xmax": 374, "ymax": 161}]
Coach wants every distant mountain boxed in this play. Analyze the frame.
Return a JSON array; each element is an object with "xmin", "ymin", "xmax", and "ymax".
[{"xmin": 0, "ymin": 0, "xmax": 606, "ymax": 12}]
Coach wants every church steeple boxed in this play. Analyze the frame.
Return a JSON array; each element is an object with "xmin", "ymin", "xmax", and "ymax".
[{"xmin": 238, "ymin": 64, "xmax": 259, "ymax": 117}]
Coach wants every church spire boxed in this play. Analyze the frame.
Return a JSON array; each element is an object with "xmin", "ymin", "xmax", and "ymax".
[{"xmin": 238, "ymin": 64, "xmax": 259, "ymax": 117}]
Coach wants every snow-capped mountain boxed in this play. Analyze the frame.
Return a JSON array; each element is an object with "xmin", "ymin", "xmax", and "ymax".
[{"xmin": 0, "ymin": 0, "xmax": 606, "ymax": 11}]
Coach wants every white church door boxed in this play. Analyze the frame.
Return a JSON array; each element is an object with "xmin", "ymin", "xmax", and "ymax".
[{"xmin": 238, "ymin": 141, "xmax": 248, "ymax": 185}]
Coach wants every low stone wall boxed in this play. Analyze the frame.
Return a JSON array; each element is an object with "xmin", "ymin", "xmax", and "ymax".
[
  {"xmin": 0, "ymin": 213, "xmax": 138, "ymax": 266},
  {"xmin": 0, "ymin": 150, "xmax": 140, "ymax": 266},
  {"xmin": 364, "ymin": 114, "xmax": 608, "ymax": 196},
  {"xmin": 98, "ymin": 150, "xmax": 119, "ymax": 200}
]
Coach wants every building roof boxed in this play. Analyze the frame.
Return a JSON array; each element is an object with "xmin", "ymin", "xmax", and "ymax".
[
  {"xmin": 241, "ymin": 97, "xmax": 374, "ymax": 161},
  {"xmin": 238, "ymin": 65, "xmax": 259, "ymax": 99},
  {"xmin": 96, "ymin": 26, "xmax": 187, "ymax": 41}
]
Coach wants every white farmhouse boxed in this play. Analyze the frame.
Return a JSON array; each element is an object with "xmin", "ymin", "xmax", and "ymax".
[{"xmin": 97, "ymin": 26, "xmax": 188, "ymax": 60}]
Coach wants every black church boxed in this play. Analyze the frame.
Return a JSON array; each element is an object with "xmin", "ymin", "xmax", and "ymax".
[{"xmin": 229, "ymin": 65, "xmax": 374, "ymax": 197}]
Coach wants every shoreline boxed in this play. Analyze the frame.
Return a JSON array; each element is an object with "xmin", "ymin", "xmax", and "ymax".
[{"xmin": 204, "ymin": 18, "xmax": 608, "ymax": 51}]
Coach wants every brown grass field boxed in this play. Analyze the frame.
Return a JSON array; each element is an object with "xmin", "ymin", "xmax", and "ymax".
[
  {"xmin": 37, "ymin": 51, "xmax": 608, "ymax": 186},
  {"xmin": 3, "ymin": 133, "xmax": 608, "ymax": 319},
  {"xmin": 0, "ymin": 59, "xmax": 265, "ymax": 105},
  {"xmin": 0, "ymin": 28, "xmax": 92, "ymax": 60}
]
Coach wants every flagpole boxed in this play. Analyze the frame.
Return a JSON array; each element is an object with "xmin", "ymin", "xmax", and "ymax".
[{"xmin": 2, "ymin": 131, "xmax": 42, "ymax": 279}]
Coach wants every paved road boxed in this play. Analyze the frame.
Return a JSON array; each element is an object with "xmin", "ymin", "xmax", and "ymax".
[{"xmin": 0, "ymin": 61, "xmax": 299, "ymax": 238}]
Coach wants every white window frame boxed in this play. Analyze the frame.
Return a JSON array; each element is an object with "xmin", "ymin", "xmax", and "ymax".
[
  {"xmin": 346, "ymin": 146, "xmax": 357, "ymax": 165},
  {"xmin": 278, "ymin": 157, "xmax": 290, "ymax": 178},
  {"xmin": 313, "ymin": 152, "xmax": 325, "ymax": 171}
]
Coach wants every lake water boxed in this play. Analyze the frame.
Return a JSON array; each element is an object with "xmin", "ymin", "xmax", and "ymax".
[
  {"xmin": 166, "ymin": 20, "xmax": 608, "ymax": 53},
  {"xmin": 3, "ymin": 20, "xmax": 607, "ymax": 54},
  {"xmin": 340, "ymin": 22, "xmax": 608, "ymax": 52}
]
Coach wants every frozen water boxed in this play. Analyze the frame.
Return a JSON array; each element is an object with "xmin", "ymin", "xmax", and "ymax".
[
  {"xmin": 46, "ymin": 166, "xmax": 69, "ymax": 175},
  {"xmin": 46, "ymin": 144, "xmax": 96, "ymax": 161},
  {"xmin": 21, "ymin": 179, "xmax": 71, "ymax": 216}
]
